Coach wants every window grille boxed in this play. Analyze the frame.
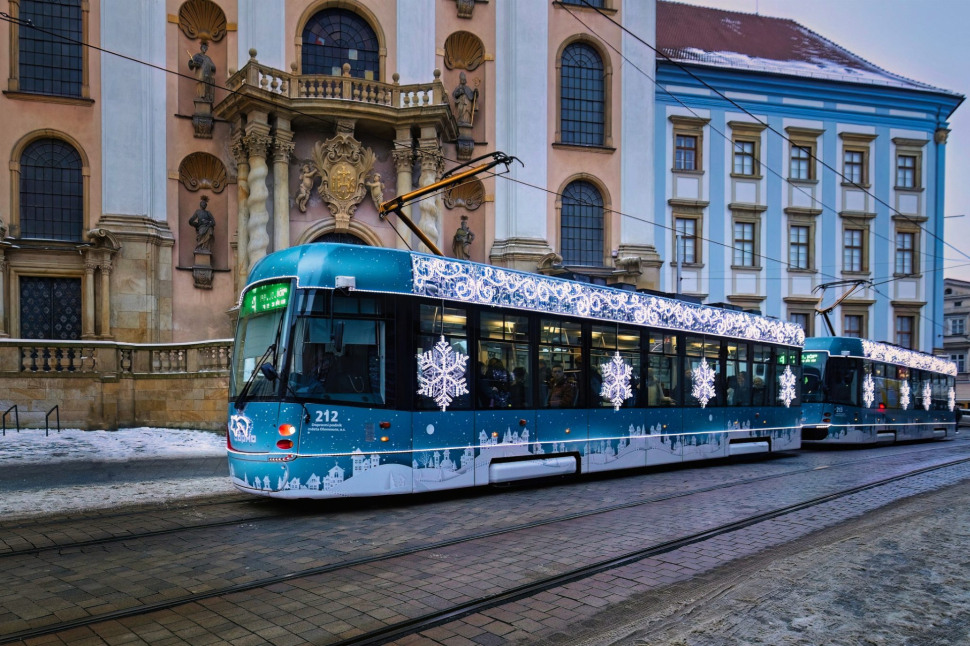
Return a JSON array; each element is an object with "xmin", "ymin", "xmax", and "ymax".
[
  {"xmin": 560, "ymin": 43, "xmax": 605, "ymax": 146},
  {"xmin": 19, "ymin": 276, "xmax": 82, "ymax": 340},
  {"xmin": 560, "ymin": 181, "xmax": 604, "ymax": 267},
  {"xmin": 20, "ymin": 138, "xmax": 84, "ymax": 242},
  {"xmin": 19, "ymin": 0, "xmax": 83, "ymax": 97},
  {"xmin": 302, "ymin": 8, "xmax": 380, "ymax": 80}
]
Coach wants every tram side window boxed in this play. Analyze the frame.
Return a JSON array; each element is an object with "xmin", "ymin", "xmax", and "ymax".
[
  {"xmin": 726, "ymin": 342, "xmax": 751, "ymax": 406},
  {"xmin": 288, "ymin": 315, "xmax": 386, "ymax": 405},
  {"xmin": 800, "ymin": 351, "xmax": 825, "ymax": 404},
  {"xmin": 685, "ymin": 336, "xmax": 722, "ymax": 407},
  {"xmin": 933, "ymin": 373, "xmax": 948, "ymax": 411},
  {"xmin": 897, "ymin": 366, "xmax": 910, "ymax": 408},
  {"xmin": 825, "ymin": 357, "xmax": 860, "ymax": 406},
  {"xmin": 882, "ymin": 364, "xmax": 899, "ymax": 409},
  {"xmin": 776, "ymin": 347, "xmax": 802, "ymax": 407},
  {"xmin": 591, "ymin": 324, "xmax": 640, "ymax": 409},
  {"xmin": 478, "ymin": 311, "xmax": 531, "ymax": 409},
  {"xmin": 750, "ymin": 344, "xmax": 774, "ymax": 406},
  {"xmin": 645, "ymin": 332, "xmax": 678, "ymax": 407},
  {"xmin": 540, "ymin": 318, "xmax": 584, "ymax": 408},
  {"xmin": 416, "ymin": 304, "xmax": 471, "ymax": 410}
]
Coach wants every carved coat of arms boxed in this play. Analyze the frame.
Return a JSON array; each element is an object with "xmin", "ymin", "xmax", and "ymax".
[{"xmin": 310, "ymin": 127, "xmax": 376, "ymax": 231}]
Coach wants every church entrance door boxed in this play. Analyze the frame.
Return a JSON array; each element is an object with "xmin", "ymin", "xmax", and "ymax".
[{"xmin": 19, "ymin": 277, "xmax": 83, "ymax": 340}]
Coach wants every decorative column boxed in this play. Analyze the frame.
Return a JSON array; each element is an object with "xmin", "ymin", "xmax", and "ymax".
[
  {"xmin": 7, "ymin": 0, "xmax": 19, "ymax": 91},
  {"xmin": 416, "ymin": 127, "xmax": 443, "ymax": 254},
  {"xmin": 392, "ymin": 130, "xmax": 414, "ymax": 250},
  {"xmin": 230, "ymin": 127, "xmax": 250, "ymax": 291},
  {"xmin": 244, "ymin": 112, "xmax": 272, "ymax": 271},
  {"xmin": 100, "ymin": 259, "xmax": 112, "ymax": 338},
  {"xmin": 272, "ymin": 119, "xmax": 295, "ymax": 252},
  {"xmin": 83, "ymin": 259, "xmax": 97, "ymax": 339},
  {"xmin": 0, "ymin": 248, "xmax": 7, "ymax": 338}
]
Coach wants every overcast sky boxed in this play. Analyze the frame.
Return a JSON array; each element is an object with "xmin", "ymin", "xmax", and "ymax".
[{"xmin": 671, "ymin": 0, "xmax": 970, "ymax": 280}]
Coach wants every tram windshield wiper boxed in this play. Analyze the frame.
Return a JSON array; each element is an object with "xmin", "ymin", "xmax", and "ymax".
[
  {"xmin": 235, "ymin": 310, "xmax": 286, "ymax": 413},
  {"xmin": 258, "ymin": 364, "xmax": 312, "ymax": 424}
]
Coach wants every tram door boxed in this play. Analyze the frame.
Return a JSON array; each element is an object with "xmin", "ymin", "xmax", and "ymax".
[
  {"xmin": 535, "ymin": 318, "xmax": 588, "ymax": 472},
  {"xmin": 475, "ymin": 311, "xmax": 536, "ymax": 485}
]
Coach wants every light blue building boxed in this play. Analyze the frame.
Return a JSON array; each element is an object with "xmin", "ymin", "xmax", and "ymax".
[{"xmin": 653, "ymin": 1, "xmax": 963, "ymax": 353}]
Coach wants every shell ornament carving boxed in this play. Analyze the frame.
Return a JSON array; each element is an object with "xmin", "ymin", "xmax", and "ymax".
[
  {"xmin": 178, "ymin": 0, "xmax": 228, "ymax": 42},
  {"xmin": 310, "ymin": 130, "xmax": 377, "ymax": 229},
  {"xmin": 443, "ymin": 31, "xmax": 485, "ymax": 71},
  {"xmin": 179, "ymin": 152, "xmax": 228, "ymax": 193},
  {"xmin": 443, "ymin": 178, "xmax": 484, "ymax": 211}
]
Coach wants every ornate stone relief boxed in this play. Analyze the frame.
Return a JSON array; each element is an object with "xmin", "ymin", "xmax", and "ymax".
[
  {"xmin": 310, "ymin": 123, "xmax": 377, "ymax": 231},
  {"xmin": 178, "ymin": 0, "xmax": 227, "ymax": 42},
  {"xmin": 443, "ymin": 178, "xmax": 484, "ymax": 210},
  {"xmin": 444, "ymin": 32, "xmax": 485, "ymax": 71},
  {"xmin": 178, "ymin": 152, "xmax": 228, "ymax": 193},
  {"xmin": 452, "ymin": 0, "xmax": 487, "ymax": 19}
]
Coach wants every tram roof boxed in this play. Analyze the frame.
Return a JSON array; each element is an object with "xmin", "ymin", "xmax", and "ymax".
[
  {"xmin": 804, "ymin": 337, "xmax": 957, "ymax": 377},
  {"xmin": 246, "ymin": 243, "xmax": 805, "ymax": 347}
]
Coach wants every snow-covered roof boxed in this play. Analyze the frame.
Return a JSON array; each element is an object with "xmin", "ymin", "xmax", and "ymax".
[{"xmin": 657, "ymin": 1, "xmax": 961, "ymax": 97}]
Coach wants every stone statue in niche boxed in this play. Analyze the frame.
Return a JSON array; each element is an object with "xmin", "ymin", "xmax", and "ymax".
[
  {"xmin": 295, "ymin": 162, "xmax": 318, "ymax": 212},
  {"xmin": 0, "ymin": 217, "xmax": 7, "ymax": 239},
  {"xmin": 364, "ymin": 172, "xmax": 385, "ymax": 207},
  {"xmin": 188, "ymin": 195, "xmax": 216, "ymax": 253},
  {"xmin": 452, "ymin": 72, "xmax": 478, "ymax": 127},
  {"xmin": 188, "ymin": 41, "xmax": 216, "ymax": 103},
  {"xmin": 452, "ymin": 215, "xmax": 475, "ymax": 260}
]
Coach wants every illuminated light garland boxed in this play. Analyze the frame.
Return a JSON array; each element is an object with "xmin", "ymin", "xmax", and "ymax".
[
  {"xmin": 900, "ymin": 380, "xmax": 911, "ymax": 410},
  {"xmin": 692, "ymin": 359, "xmax": 716, "ymax": 409},
  {"xmin": 600, "ymin": 351, "xmax": 633, "ymax": 411},
  {"xmin": 229, "ymin": 414, "xmax": 256, "ymax": 443},
  {"xmin": 949, "ymin": 387, "xmax": 956, "ymax": 412},
  {"xmin": 862, "ymin": 372, "xmax": 875, "ymax": 409},
  {"xmin": 417, "ymin": 335, "xmax": 470, "ymax": 412},
  {"xmin": 922, "ymin": 381, "xmax": 933, "ymax": 411},
  {"xmin": 779, "ymin": 365, "xmax": 796, "ymax": 408},
  {"xmin": 860, "ymin": 339, "xmax": 957, "ymax": 377},
  {"xmin": 411, "ymin": 256, "xmax": 805, "ymax": 346}
]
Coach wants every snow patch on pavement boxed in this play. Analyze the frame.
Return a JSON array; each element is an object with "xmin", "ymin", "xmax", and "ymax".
[{"xmin": 0, "ymin": 427, "xmax": 226, "ymax": 465}]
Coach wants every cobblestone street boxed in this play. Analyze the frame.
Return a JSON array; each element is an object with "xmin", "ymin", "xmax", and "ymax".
[{"xmin": 1, "ymin": 439, "xmax": 969, "ymax": 645}]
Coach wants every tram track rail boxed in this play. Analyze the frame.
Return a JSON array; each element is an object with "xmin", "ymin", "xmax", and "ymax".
[
  {"xmin": 1, "ymin": 440, "xmax": 967, "ymax": 560},
  {"xmin": 1, "ymin": 450, "xmax": 969, "ymax": 645}
]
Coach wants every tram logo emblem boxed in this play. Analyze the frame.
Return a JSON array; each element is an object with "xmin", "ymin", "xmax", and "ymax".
[{"xmin": 229, "ymin": 414, "xmax": 256, "ymax": 443}]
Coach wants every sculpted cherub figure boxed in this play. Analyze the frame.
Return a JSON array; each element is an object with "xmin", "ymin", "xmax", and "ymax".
[
  {"xmin": 296, "ymin": 163, "xmax": 318, "ymax": 212},
  {"xmin": 364, "ymin": 172, "xmax": 385, "ymax": 207}
]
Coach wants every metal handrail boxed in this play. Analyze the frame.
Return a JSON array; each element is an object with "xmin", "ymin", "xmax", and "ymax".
[
  {"xmin": 45, "ymin": 405, "xmax": 60, "ymax": 437},
  {"xmin": 2, "ymin": 405, "xmax": 18, "ymax": 436}
]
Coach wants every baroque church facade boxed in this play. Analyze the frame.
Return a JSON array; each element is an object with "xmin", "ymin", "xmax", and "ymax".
[{"xmin": 0, "ymin": 0, "xmax": 960, "ymax": 353}]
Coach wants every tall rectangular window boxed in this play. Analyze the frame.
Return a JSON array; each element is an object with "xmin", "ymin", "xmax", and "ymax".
[
  {"xmin": 844, "ymin": 150, "xmax": 864, "ymax": 184},
  {"xmin": 895, "ymin": 232, "xmax": 914, "ymax": 275},
  {"xmin": 948, "ymin": 317, "xmax": 966, "ymax": 335},
  {"xmin": 675, "ymin": 135, "xmax": 697, "ymax": 171},
  {"xmin": 844, "ymin": 229, "xmax": 864, "ymax": 272},
  {"xmin": 789, "ymin": 225, "xmax": 809, "ymax": 270},
  {"xmin": 733, "ymin": 222, "xmax": 755, "ymax": 267},
  {"xmin": 19, "ymin": 0, "xmax": 84, "ymax": 97},
  {"xmin": 895, "ymin": 316, "xmax": 914, "ymax": 349},
  {"xmin": 733, "ymin": 140, "xmax": 755, "ymax": 176},
  {"xmin": 896, "ymin": 155, "xmax": 916, "ymax": 188},
  {"xmin": 676, "ymin": 218, "xmax": 697, "ymax": 264},
  {"xmin": 790, "ymin": 145, "xmax": 811, "ymax": 180},
  {"xmin": 951, "ymin": 354, "xmax": 966, "ymax": 373},
  {"xmin": 790, "ymin": 312, "xmax": 810, "ymax": 336},
  {"xmin": 844, "ymin": 314, "xmax": 863, "ymax": 338}
]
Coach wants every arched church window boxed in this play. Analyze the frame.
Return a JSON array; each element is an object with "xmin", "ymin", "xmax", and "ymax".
[
  {"xmin": 302, "ymin": 8, "xmax": 380, "ymax": 80},
  {"xmin": 19, "ymin": 0, "xmax": 84, "ymax": 96},
  {"xmin": 561, "ymin": 181, "xmax": 604, "ymax": 267},
  {"xmin": 20, "ymin": 138, "xmax": 84, "ymax": 241},
  {"xmin": 314, "ymin": 232, "xmax": 368, "ymax": 246},
  {"xmin": 560, "ymin": 43, "xmax": 605, "ymax": 146}
]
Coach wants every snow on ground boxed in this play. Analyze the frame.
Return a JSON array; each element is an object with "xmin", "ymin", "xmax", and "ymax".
[
  {"xmin": 0, "ymin": 477, "xmax": 236, "ymax": 521},
  {"xmin": 0, "ymin": 427, "xmax": 226, "ymax": 465}
]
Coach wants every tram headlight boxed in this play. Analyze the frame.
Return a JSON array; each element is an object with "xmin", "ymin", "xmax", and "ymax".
[{"xmin": 279, "ymin": 424, "xmax": 296, "ymax": 436}]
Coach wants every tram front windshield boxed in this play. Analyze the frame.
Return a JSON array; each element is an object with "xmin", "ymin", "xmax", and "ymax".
[
  {"xmin": 230, "ymin": 282, "xmax": 291, "ymax": 401},
  {"xmin": 801, "ymin": 352, "xmax": 860, "ymax": 406}
]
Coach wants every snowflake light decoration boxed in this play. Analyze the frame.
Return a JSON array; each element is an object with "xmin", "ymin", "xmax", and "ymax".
[
  {"xmin": 900, "ymin": 380, "xmax": 910, "ymax": 410},
  {"xmin": 778, "ymin": 365, "xmax": 797, "ymax": 408},
  {"xmin": 862, "ymin": 373, "xmax": 875, "ymax": 408},
  {"xmin": 691, "ymin": 359, "xmax": 717, "ymax": 409},
  {"xmin": 417, "ymin": 335, "xmax": 469, "ymax": 412},
  {"xmin": 949, "ymin": 387, "xmax": 956, "ymax": 412},
  {"xmin": 229, "ymin": 414, "xmax": 256, "ymax": 443},
  {"xmin": 923, "ymin": 381, "xmax": 933, "ymax": 411},
  {"xmin": 600, "ymin": 351, "xmax": 633, "ymax": 411}
]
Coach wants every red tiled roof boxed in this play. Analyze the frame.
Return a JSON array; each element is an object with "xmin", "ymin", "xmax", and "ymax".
[{"xmin": 656, "ymin": 1, "xmax": 956, "ymax": 95}]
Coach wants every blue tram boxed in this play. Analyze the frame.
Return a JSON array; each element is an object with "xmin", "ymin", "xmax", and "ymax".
[
  {"xmin": 227, "ymin": 243, "xmax": 805, "ymax": 498},
  {"xmin": 800, "ymin": 337, "xmax": 957, "ymax": 445}
]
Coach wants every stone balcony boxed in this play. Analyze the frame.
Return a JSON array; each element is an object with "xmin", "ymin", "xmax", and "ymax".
[{"xmin": 216, "ymin": 51, "xmax": 458, "ymax": 140}]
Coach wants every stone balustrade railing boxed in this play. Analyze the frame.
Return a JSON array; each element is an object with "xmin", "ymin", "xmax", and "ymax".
[
  {"xmin": 0, "ymin": 339, "xmax": 233, "ymax": 376},
  {"xmin": 227, "ymin": 59, "xmax": 448, "ymax": 109}
]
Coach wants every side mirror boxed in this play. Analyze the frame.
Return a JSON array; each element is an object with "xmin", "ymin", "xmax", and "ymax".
[
  {"xmin": 260, "ymin": 363, "xmax": 279, "ymax": 382},
  {"xmin": 333, "ymin": 321, "xmax": 345, "ymax": 354}
]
